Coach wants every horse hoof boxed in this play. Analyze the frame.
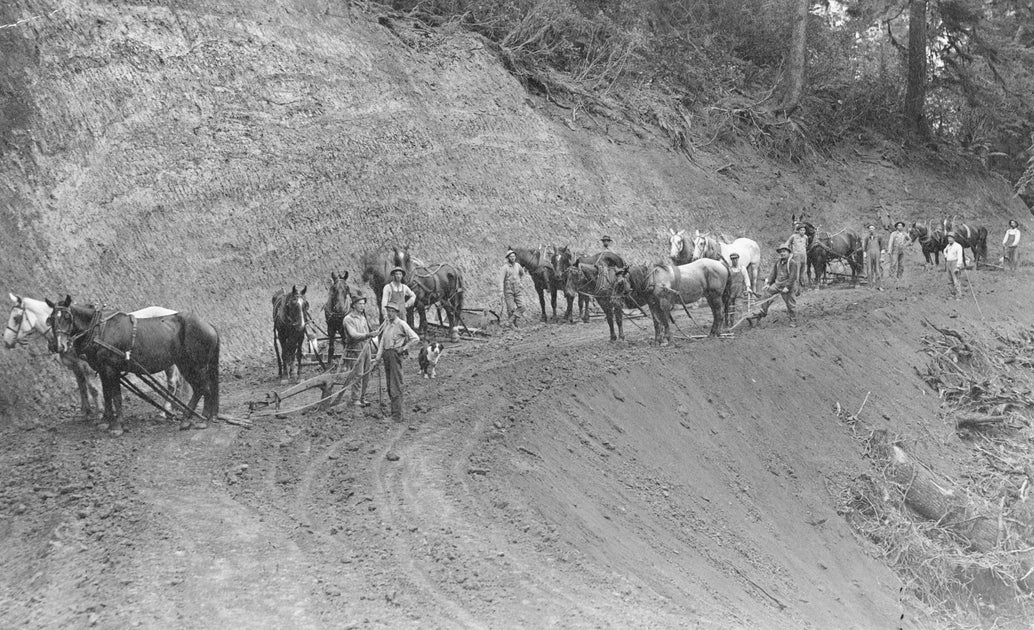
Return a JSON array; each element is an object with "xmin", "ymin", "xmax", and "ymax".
[
  {"xmin": 179, "ymin": 421, "xmax": 192, "ymax": 431},
  {"xmin": 193, "ymin": 421, "xmax": 208, "ymax": 430},
  {"xmin": 110, "ymin": 428, "xmax": 124, "ymax": 437}
]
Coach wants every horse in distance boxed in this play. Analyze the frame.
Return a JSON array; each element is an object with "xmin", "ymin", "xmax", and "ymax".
[
  {"xmin": 324, "ymin": 272, "xmax": 351, "ymax": 365},
  {"xmin": 509, "ymin": 245, "xmax": 560, "ymax": 323},
  {"xmin": 683, "ymin": 229, "xmax": 761, "ymax": 293},
  {"xmin": 406, "ymin": 262, "xmax": 465, "ymax": 342},
  {"xmin": 908, "ymin": 220, "xmax": 946, "ymax": 267},
  {"xmin": 273, "ymin": 285, "xmax": 311, "ymax": 383}
]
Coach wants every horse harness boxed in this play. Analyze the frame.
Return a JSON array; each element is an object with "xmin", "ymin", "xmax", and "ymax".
[{"xmin": 54, "ymin": 307, "xmax": 140, "ymax": 364}]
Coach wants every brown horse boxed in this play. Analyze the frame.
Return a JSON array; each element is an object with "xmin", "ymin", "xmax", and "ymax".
[
  {"xmin": 942, "ymin": 216, "xmax": 988, "ymax": 264},
  {"xmin": 273, "ymin": 286, "xmax": 310, "ymax": 383},
  {"xmin": 324, "ymin": 272, "xmax": 351, "ymax": 364},
  {"xmin": 407, "ymin": 263, "xmax": 464, "ymax": 341},
  {"xmin": 625, "ymin": 259, "xmax": 730, "ymax": 346},
  {"xmin": 560, "ymin": 250, "xmax": 625, "ymax": 323},
  {"xmin": 359, "ymin": 247, "xmax": 409, "ymax": 322},
  {"xmin": 47, "ymin": 296, "xmax": 220, "ymax": 435},
  {"xmin": 908, "ymin": 221, "xmax": 946, "ymax": 267},
  {"xmin": 509, "ymin": 246, "xmax": 561, "ymax": 322},
  {"xmin": 562, "ymin": 263, "xmax": 629, "ymax": 340},
  {"xmin": 809, "ymin": 229, "xmax": 863, "ymax": 286}
]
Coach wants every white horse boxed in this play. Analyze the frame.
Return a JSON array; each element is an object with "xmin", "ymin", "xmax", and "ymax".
[
  {"xmin": 670, "ymin": 229, "xmax": 762, "ymax": 294},
  {"xmin": 668, "ymin": 228, "xmax": 761, "ymax": 292},
  {"xmin": 4, "ymin": 294, "xmax": 188, "ymax": 421}
]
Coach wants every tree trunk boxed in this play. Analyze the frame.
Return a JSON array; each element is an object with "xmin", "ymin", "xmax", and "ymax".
[
  {"xmin": 774, "ymin": 0, "xmax": 809, "ymax": 114},
  {"xmin": 903, "ymin": 0, "xmax": 929, "ymax": 136},
  {"xmin": 886, "ymin": 445, "xmax": 999, "ymax": 551}
]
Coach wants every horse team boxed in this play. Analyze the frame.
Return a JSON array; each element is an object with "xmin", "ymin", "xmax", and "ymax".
[{"xmin": 3, "ymin": 214, "xmax": 991, "ymax": 437}]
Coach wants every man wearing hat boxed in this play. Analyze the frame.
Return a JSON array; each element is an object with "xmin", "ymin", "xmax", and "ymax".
[
  {"xmin": 782, "ymin": 224, "xmax": 809, "ymax": 294},
  {"xmin": 1002, "ymin": 219, "xmax": 1021, "ymax": 273},
  {"xmin": 380, "ymin": 266, "xmax": 416, "ymax": 322},
  {"xmin": 342, "ymin": 290, "xmax": 379, "ymax": 407},
  {"xmin": 886, "ymin": 221, "xmax": 911, "ymax": 280},
  {"xmin": 500, "ymin": 250, "xmax": 526, "ymax": 327},
  {"xmin": 374, "ymin": 298, "xmax": 420, "ymax": 422},
  {"xmin": 943, "ymin": 233, "xmax": 964, "ymax": 299},
  {"xmin": 861, "ymin": 224, "xmax": 887, "ymax": 291},
  {"xmin": 601, "ymin": 235, "xmax": 613, "ymax": 250},
  {"xmin": 748, "ymin": 244, "xmax": 799, "ymax": 327},
  {"xmin": 725, "ymin": 252, "xmax": 749, "ymax": 329}
]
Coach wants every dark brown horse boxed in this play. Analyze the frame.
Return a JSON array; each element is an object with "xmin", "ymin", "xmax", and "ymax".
[
  {"xmin": 562, "ymin": 263, "xmax": 629, "ymax": 340},
  {"xmin": 324, "ymin": 272, "xmax": 351, "ymax": 365},
  {"xmin": 47, "ymin": 296, "xmax": 220, "ymax": 435},
  {"xmin": 809, "ymin": 229, "xmax": 863, "ymax": 286},
  {"xmin": 407, "ymin": 263, "xmax": 464, "ymax": 341},
  {"xmin": 273, "ymin": 286, "xmax": 310, "ymax": 383},
  {"xmin": 509, "ymin": 246, "xmax": 560, "ymax": 322},
  {"xmin": 561, "ymin": 250, "xmax": 626, "ymax": 323},
  {"xmin": 909, "ymin": 221, "xmax": 946, "ymax": 267},
  {"xmin": 359, "ymin": 247, "xmax": 409, "ymax": 322}
]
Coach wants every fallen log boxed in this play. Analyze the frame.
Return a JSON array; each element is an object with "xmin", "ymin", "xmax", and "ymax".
[{"xmin": 884, "ymin": 442, "xmax": 999, "ymax": 552}]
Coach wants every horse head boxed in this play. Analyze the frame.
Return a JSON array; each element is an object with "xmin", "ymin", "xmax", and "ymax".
[
  {"xmin": 690, "ymin": 230, "xmax": 712, "ymax": 261},
  {"xmin": 668, "ymin": 229, "xmax": 687, "ymax": 260},
  {"xmin": 552, "ymin": 245, "xmax": 573, "ymax": 275},
  {"xmin": 328, "ymin": 272, "xmax": 350, "ymax": 315},
  {"xmin": 45, "ymin": 295, "xmax": 87, "ymax": 354},
  {"xmin": 3, "ymin": 293, "xmax": 31, "ymax": 349},
  {"xmin": 392, "ymin": 245, "xmax": 411, "ymax": 275},
  {"xmin": 281, "ymin": 285, "xmax": 308, "ymax": 332}
]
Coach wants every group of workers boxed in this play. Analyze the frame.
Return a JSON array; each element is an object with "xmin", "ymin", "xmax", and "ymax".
[
  {"xmin": 346, "ymin": 219, "xmax": 1023, "ymax": 421},
  {"xmin": 748, "ymin": 218, "xmax": 1024, "ymax": 328}
]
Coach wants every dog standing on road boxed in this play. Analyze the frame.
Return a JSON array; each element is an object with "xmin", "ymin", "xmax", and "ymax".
[{"xmin": 418, "ymin": 342, "xmax": 445, "ymax": 379}]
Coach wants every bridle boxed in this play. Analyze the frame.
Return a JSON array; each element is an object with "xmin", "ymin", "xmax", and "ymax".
[
  {"xmin": 4, "ymin": 302, "xmax": 32, "ymax": 345},
  {"xmin": 49, "ymin": 304, "xmax": 99, "ymax": 352}
]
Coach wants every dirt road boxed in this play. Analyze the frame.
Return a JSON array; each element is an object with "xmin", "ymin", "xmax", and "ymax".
[{"xmin": 1, "ymin": 264, "xmax": 1028, "ymax": 629}]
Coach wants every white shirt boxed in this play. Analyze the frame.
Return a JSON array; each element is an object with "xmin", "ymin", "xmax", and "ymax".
[
  {"xmin": 943, "ymin": 242, "xmax": 963, "ymax": 269},
  {"xmin": 1003, "ymin": 228, "xmax": 1021, "ymax": 247}
]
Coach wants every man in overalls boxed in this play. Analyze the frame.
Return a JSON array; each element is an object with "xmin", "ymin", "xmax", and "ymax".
[
  {"xmin": 380, "ymin": 266, "xmax": 416, "ymax": 323},
  {"xmin": 500, "ymin": 250, "xmax": 526, "ymax": 327},
  {"xmin": 725, "ymin": 252, "xmax": 748, "ymax": 330}
]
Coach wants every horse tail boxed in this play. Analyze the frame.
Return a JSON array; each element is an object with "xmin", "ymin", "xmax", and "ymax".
[
  {"xmin": 453, "ymin": 268, "xmax": 465, "ymax": 313},
  {"xmin": 206, "ymin": 327, "xmax": 221, "ymax": 417},
  {"xmin": 720, "ymin": 263, "xmax": 733, "ymax": 319}
]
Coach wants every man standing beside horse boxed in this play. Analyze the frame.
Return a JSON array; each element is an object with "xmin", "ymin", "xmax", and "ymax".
[
  {"xmin": 887, "ymin": 221, "xmax": 910, "ymax": 280},
  {"xmin": 501, "ymin": 250, "xmax": 526, "ymax": 328},
  {"xmin": 380, "ymin": 267, "xmax": 416, "ymax": 322},
  {"xmin": 725, "ymin": 252, "xmax": 749, "ymax": 329},
  {"xmin": 783, "ymin": 224, "xmax": 809, "ymax": 294},
  {"xmin": 342, "ymin": 290, "xmax": 380, "ymax": 408},
  {"xmin": 747, "ymin": 245, "xmax": 799, "ymax": 328},
  {"xmin": 862, "ymin": 224, "xmax": 887, "ymax": 291}
]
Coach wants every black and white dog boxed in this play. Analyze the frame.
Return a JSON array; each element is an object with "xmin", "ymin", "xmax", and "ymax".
[{"xmin": 418, "ymin": 342, "xmax": 445, "ymax": 379}]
